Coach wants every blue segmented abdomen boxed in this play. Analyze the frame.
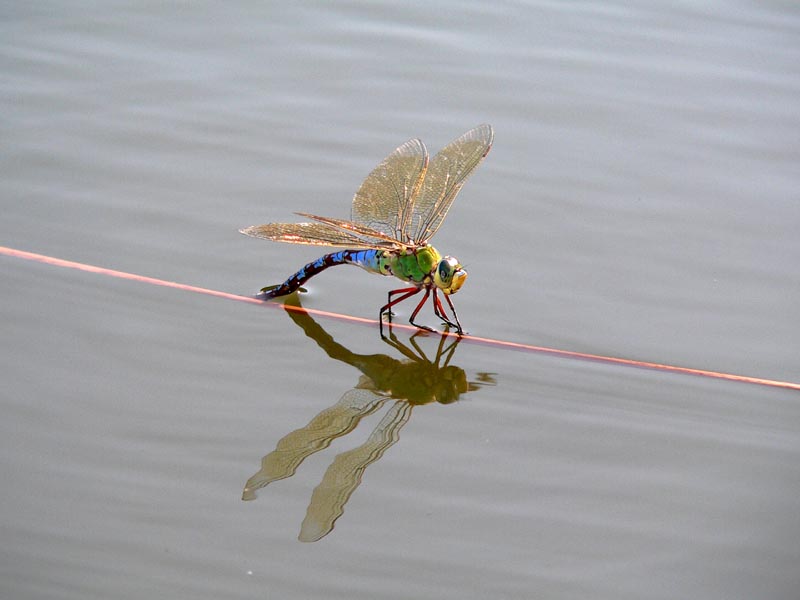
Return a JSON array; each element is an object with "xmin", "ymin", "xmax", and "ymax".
[
  {"xmin": 258, "ymin": 249, "xmax": 392, "ymax": 299},
  {"xmin": 344, "ymin": 249, "xmax": 391, "ymax": 274}
]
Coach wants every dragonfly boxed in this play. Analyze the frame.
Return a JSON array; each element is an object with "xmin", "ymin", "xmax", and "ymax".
[{"xmin": 240, "ymin": 124, "xmax": 494, "ymax": 335}]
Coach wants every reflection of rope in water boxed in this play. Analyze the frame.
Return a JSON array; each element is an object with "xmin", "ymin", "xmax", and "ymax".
[{"xmin": 3, "ymin": 245, "xmax": 798, "ymax": 392}]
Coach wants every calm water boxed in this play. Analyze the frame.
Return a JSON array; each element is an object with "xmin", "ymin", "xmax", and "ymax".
[{"xmin": 2, "ymin": 2, "xmax": 799, "ymax": 599}]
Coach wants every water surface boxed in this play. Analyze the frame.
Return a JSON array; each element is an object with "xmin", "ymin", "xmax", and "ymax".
[{"xmin": 2, "ymin": 2, "xmax": 799, "ymax": 599}]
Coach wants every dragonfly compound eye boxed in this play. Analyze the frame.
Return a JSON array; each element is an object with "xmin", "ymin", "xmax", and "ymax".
[{"xmin": 435, "ymin": 257, "xmax": 467, "ymax": 294}]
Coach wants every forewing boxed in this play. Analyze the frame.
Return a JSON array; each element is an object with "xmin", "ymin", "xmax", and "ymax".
[
  {"xmin": 351, "ymin": 137, "xmax": 428, "ymax": 243},
  {"xmin": 239, "ymin": 222, "xmax": 385, "ymax": 249},
  {"xmin": 410, "ymin": 124, "xmax": 493, "ymax": 243},
  {"xmin": 297, "ymin": 212, "xmax": 410, "ymax": 249}
]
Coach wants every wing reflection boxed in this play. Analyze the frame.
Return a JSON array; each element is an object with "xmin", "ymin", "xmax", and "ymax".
[{"xmin": 243, "ymin": 296, "xmax": 495, "ymax": 542}]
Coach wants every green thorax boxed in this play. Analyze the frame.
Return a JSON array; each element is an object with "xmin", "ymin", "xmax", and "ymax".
[{"xmin": 387, "ymin": 245, "xmax": 442, "ymax": 285}]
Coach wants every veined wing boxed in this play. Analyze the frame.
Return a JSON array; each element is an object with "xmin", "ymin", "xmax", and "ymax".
[
  {"xmin": 239, "ymin": 221, "xmax": 397, "ymax": 250},
  {"xmin": 351, "ymin": 137, "xmax": 428, "ymax": 244},
  {"xmin": 296, "ymin": 212, "xmax": 412, "ymax": 250},
  {"xmin": 410, "ymin": 124, "xmax": 493, "ymax": 244}
]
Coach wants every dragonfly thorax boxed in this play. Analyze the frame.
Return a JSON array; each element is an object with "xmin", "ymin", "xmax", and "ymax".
[{"xmin": 389, "ymin": 245, "xmax": 467, "ymax": 295}]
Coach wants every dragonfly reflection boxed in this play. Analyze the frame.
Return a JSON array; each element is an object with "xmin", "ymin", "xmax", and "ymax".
[{"xmin": 243, "ymin": 296, "xmax": 495, "ymax": 542}]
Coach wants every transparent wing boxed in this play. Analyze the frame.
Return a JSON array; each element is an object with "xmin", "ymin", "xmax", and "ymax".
[
  {"xmin": 351, "ymin": 137, "xmax": 428, "ymax": 243},
  {"xmin": 410, "ymin": 124, "xmax": 493, "ymax": 244},
  {"xmin": 296, "ymin": 212, "xmax": 410, "ymax": 249},
  {"xmin": 239, "ymin": 222, "xmax": 394, "ymax": 249}
]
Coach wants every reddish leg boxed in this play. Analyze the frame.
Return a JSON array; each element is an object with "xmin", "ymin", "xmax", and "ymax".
[
  {"xmin": 407, "ymin": 287, "xmax": 434, "ymax": 332},
  {"xmin": 380, "ymin": 285, "xmax": 464, "ymax": 335},
  {"xmin": 380, "ymin": 286, "xmax": 422, "ymax": 336},
  {"xmin": 432, "ymin": 290, "xmax": 451, "ymax": 324},
  {"xmin": 431, "ymin": 290, "xmax": 463, "ymax": 334},
  {"xmin": 442, "ymin": 292, "xmax": 464, "ymax": 335}
]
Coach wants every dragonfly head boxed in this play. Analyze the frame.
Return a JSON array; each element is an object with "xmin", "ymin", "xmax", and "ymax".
[{"xmin": 434, "ymin": 256, "xmax": 467, "ymax": 295}]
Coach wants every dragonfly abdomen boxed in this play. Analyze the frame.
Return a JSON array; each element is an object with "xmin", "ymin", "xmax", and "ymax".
[{"xmin": 259, "ymin": 249, "xmax": 393, "ymax": 299}]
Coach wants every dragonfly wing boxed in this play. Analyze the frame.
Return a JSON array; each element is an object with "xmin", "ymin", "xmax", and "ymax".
[
  {"xmin": 296, "ymin": 212, "xmax": 409, "ymax": 249},
  {"xmin": 239, "ymin": 222, "xmax": 385, "ymax": 249},
  {"xmin": 410, "ymin": 124, "xmax": 493, "ymax": 243},
  {"xmin": 351, "ymin": 137, "xmax": 428, "ymax": 243}
]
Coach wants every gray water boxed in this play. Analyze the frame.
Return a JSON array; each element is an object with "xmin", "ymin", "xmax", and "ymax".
[{"xmin": 2, "ymin": 2, "xmax": 799, "ymax": 599}]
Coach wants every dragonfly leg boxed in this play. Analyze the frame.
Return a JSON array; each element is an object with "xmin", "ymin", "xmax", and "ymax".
[
  {"xmin": 384, "ymin": 287, "xmax": 421, "ymax": 319},
  {"xmin": 431, "ymin": 290, "xmax": 463, "ymax": 335},
  {"xmin": 444, "ymin": 293, "xmax": 464, "ymax": 335},
  {"xmin": 434, "ymin": 291, "xmax": 464, "ymax": 335},
  {"xmin": 432, "ymin": 291, "xmax": 453, "ymax": 325},
  {"xmin": 380, "ymin": 286, "xmax": 422, "ymax": 336},
  {"xmin": 408, "ymin": 287, "xmax": 436, "ymax": 333},
  {"xmin": 443, "ymin": 293, "xmax": 464, "ymax": 335}
]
